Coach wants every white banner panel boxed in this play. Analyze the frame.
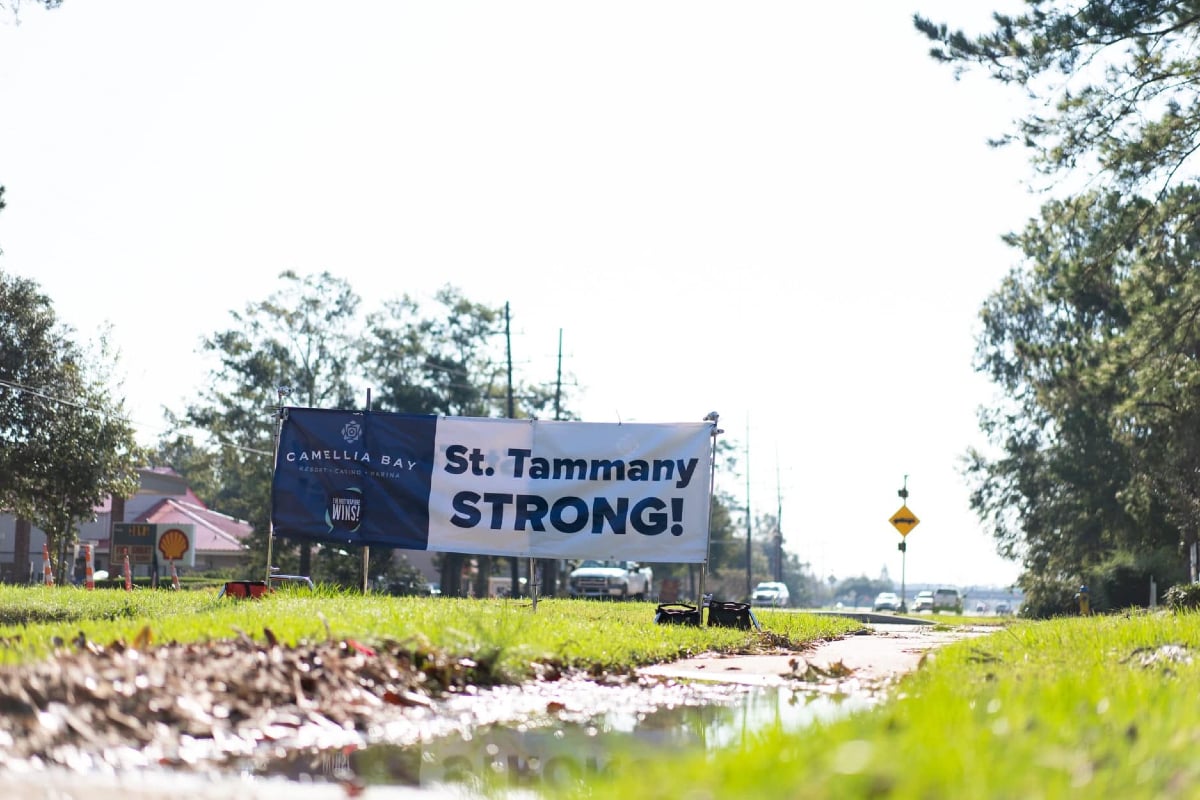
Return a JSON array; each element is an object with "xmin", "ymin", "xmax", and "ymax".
[{"xmin": 428, "ymin": 418, "xmax": 713, "ymax": 562}]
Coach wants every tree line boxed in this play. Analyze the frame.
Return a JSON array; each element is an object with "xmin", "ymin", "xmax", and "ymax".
[
  {"xmin": 27, "ymin": 0, "xmax": 1169, "ymax": 605},
  {"xmin": 160, "ymin": 270, "xmax": 562, "ymax": 591},
  {"xmin": 0, "ymin": 254, "xmax": 143, "ymax": 583},
  {"xmin": 0, "ymin": 255, "xmax": 768, "ymax": 595},
  {"xmin": 917, "ymin": 2, "xmax": 1200, "ymax": 614}
]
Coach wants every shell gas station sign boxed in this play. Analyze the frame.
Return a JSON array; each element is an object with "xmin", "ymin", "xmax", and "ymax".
[
  {"xmin": 111, "ymin": 523, "xmax": 195, "ymax": 567},
  {"xmin": 156, "ymin": 525, "xmax": 195, "ymax": 567}
]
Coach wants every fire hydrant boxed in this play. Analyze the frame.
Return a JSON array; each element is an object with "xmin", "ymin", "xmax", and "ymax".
[{"xmin": 1075, "ymin": 584, "xmax": 1090, "ymax": 616}]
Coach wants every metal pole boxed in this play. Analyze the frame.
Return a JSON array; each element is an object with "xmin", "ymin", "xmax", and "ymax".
[
  {"xmin": 898, "ymin": 475, "xmax": 909, "ymax": 613},
  {"xmin": 265, "ymin": 385, "xmax": 292, "ymax": 586},
  {"xmin": 362, "ymin": 389, "xmax": 372, "ymax": 595},
  {"xmin": 745, "ymin": 418, "xmax": 751, "ymax": 599},
  {"xmin": 775, "ymin": 452, "xmax": 784, "ymax": 582},
  {"xmin": 530, "ymin": 556, "xmax": 538, "ymax": 611},
  {"xmin": 700, "ymin": 412, "xmax": 723, "ymax": 611}
]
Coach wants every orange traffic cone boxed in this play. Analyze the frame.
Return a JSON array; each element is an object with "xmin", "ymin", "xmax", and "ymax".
[
  {"xmin": 123, "ymin": 553, "xmax": 132, "ymax": 592},
  {"xmin": 42, "ymin": 543, "xmax": 53, "ymax": 586},
  {"xmin": 84, "ymin": 544, "xmax": 94, "ymax": 591}
]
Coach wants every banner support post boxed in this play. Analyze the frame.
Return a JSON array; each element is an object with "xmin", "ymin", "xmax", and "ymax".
[
  {"xmin": 265, "ymin": 386, "xmax": 292, "ymax": 586},
  {"xmin": 362, "ymin": 547, "xmax": 370, "ymax": 595},
  {"xmin": 530, "ymin": 556, "xmax": 538, "ymax": 611},
  {"xmin": 362, "ymin": 389, "xmax": 373, "ymax": 595},
  {"xmin": 700, "ymin": 411, "xmax": 722, "ymax": 608}
]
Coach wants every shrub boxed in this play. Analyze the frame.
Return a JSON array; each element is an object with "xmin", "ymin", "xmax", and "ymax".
[
  {"xmin": 1090, "ymin": 548, "xmax": 1187, "ymax": 611},
  {"xmin": 1165, "ymin": 582, "xmax": 1200, "ymax": 612},
  {"xmin": 1018, "ymin": 576, "xmax": 1079, "ymax": 619}
]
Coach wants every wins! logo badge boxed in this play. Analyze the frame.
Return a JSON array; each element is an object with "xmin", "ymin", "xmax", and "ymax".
[{"xmin": 326, "ymin": 488, "xmax": 363, "ymax": 533}]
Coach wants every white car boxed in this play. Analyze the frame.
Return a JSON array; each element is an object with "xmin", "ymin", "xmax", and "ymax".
[
  {"xmin": 751, "ymin": 581, "xmax": 790, "ymax": 607},
  {"xmin": 873, "ymin": 591, "xmax": 901, "ymax": 611},
  {"xmin": 913, "ymin": 590, "xmax": 935, "ymax": 612}
]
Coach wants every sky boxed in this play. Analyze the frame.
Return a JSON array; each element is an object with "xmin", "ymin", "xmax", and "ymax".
[{"xmin": 0, "ymin": 1, "xmax": 1038, "ymax": 590}]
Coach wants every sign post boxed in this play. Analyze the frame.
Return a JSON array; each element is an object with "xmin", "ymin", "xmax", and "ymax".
[{"xmin": 889, "ymin": 475, "xmax": 920, "ymax": 612}]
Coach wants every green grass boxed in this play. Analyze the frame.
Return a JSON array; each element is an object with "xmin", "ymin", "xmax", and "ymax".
[
  {"xmin": 0, "ymin": 586, "xmax": 861, "ymax": 680},
  {"xmin": 566, "ymin": 611, "xmax": 1200, "ymax": 799},
  {"xmin": 29, "ymin": 588, "xmax": 1200, "ymax": 797}
]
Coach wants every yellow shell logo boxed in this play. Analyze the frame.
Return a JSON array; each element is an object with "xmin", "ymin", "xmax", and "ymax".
[{"xmin": 158, "ymin": 528, "xmax": 189, "ymax": 561}]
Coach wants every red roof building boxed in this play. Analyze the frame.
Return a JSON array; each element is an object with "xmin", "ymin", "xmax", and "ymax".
[{"xmin": 0, "ymin": 467, "xmax": 253, "ymax": 581}]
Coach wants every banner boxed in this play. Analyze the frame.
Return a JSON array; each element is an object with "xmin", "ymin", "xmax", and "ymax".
[{"xmin": 271, "ymin": 408, "xmax": 715, "ymax": 562}]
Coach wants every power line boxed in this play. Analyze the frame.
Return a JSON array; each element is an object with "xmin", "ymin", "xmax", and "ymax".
[
  {"xmin": 0, "ymin": 377, "xmax": 274, "ymax": 457},
  {"xmin": 0, "ymin": 377, "xmax": 126, "ymax": 418}
]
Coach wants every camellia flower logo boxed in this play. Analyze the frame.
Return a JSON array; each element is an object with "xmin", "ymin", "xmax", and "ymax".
[{"xmin": 342, "ymin": 420, "xmax": 363, "ymax": 444}]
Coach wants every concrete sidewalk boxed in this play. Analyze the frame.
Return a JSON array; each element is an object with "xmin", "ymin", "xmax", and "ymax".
[{"xmin": 639, "ymin": 623, "xmax": 992, "ymax": 692}]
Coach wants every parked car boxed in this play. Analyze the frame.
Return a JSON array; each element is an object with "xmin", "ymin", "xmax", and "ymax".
[
  {"xmin": 913, "ymin": 590, "xmax": 935, "ymax": 612},
  {"xmin": 751, "ymin": 581, "xmax": 790, "ymax": 607},
  {"xmin": 873, "ymin": 591, "xmax": 901, "ymax": 611},
  {"xmin": 932, "ymin": 588, "xmax": 963, "ymax": 613},
  {"xmin": 994, "ymin": 601, "xmax": 1012, "ymax": 615}
]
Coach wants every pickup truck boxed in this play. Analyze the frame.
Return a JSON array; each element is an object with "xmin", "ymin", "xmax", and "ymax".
[
  {"xmin": 914, "ymin": 588, "xmax": 962, "ymax": 613},
  {"xmin": 567, "ymin": 559, "xmax": 652, "ymax": 600}
]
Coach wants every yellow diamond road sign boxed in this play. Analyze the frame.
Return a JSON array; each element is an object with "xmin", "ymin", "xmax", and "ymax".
[{"xmin": 890, "ymin": 505, "xmax": 920, "ymax": 537}]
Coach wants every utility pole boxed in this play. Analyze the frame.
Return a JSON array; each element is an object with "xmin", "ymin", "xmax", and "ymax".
[
  {"xmin": 554, "ymin": 328, "xmax": 563, "ymax": 421},
  {"xmin": 745, "ymin": 419, "xmax": 752, "ymax": 599},
  {"xmin": 506, "ymin": 302, "xmax": 520, "ymax": 598},
  {"xmin": 545, "ymin": 328, "xmax": 564, "ymax": 597},
  {"xmin": 774, "ymin": 454, "xmax": 784, "ymax": 582}
]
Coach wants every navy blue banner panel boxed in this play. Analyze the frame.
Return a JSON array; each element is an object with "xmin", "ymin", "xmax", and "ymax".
[{"xmin": 271, "ymin": 407, "xmax": 438, "ymax": 549}]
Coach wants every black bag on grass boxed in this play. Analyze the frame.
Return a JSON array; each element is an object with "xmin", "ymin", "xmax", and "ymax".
[
  {"xmin": 707, "ymin": 600, "xmax": 760, "ymax": 631},
  {"xmin": 654, "ymin": 603, "xmax": 701, "ymax": 626}
]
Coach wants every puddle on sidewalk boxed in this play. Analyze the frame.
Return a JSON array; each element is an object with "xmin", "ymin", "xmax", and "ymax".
[{"xmin": 248, "ymin": 684, "xmax": 875, "ymax": 794}]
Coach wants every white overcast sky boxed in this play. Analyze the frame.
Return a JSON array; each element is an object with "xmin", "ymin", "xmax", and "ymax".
[{"xmin": 1, "ymin": 1, "xmax": 1038, "ymax": 589}]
